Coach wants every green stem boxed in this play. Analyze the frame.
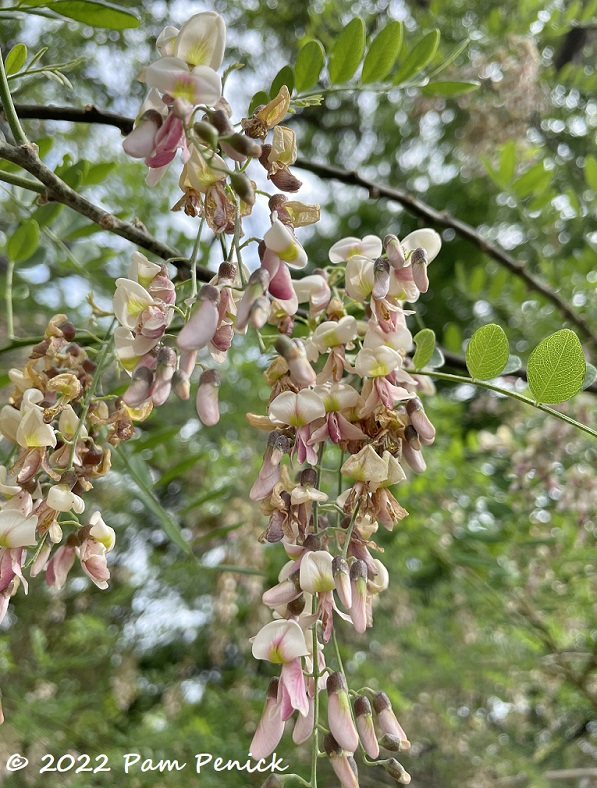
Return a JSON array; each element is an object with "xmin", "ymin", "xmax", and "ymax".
[
  {"xmin": 0, "ymin": 48, "xmax": 28, "ymax": 145},
  {"xmin": 66, "ymin": 320, "xmax": 115, "ymax": 471},
  {"xmin": 188, "ymin": 218, "xmax": 205, "ymax": 304},
  {"xmin": 5, "ymin": 257, "xmax": 14, "ymax": 339},
  {"xmin": 0, "ymin": 169, "xmax": 44, "ymax": 192},
  {"xmin": 418, "ymin": 369, "xmax": 597, "ymax": 440},
  {"xmin": 332, "ymin": 627, "xmax": 345, "ymax": 674},
  {"xmin": 341, "ymin": 499, "xmax": 361, "ymax": 560},
  {"xmin": 311, "ymin": 618, "xmax": 320, "ymax": 788},
  {"xmin": 312, "ymin": 443, "xmax": 326, "ymax": 534}
]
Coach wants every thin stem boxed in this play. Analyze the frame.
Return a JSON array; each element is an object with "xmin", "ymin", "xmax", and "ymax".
[
  {"xmin": 0, "ymin": 169, "xmax": 44, "ymax": 192},
  {"xmin": 311, "ymin": 619, "xmax": 320, "ymax": 788},
  {"xmin": 418, "ymin": 369, "xmax": 597, "ymax": 440},
  {"xmin": 341, "ymin": 499, "xmax": 362, "ymax": 560},
  {"xmin": 188, "ymin": 218, "xmax": 205, "ymax": 304},
  {"xmin": 66, "ymin": 320, "xmax": 115, "ymax": 471},
  {"xmin": 5, "ymin": 257, "xmax": 14, "ymax": 339},
  {"xmin": 332, "ymin": 628, "xmax": 345, "ymax": 675},
  {"xmin": 312, "ymin": 443, "xmax": 326, "ymax": 534},
  {"xmin": 0, "ymin": 48, "xmax": 28, "ymax": 145}
]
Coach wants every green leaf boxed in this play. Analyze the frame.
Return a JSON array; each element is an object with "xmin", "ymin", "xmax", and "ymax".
[
  {"xmin": 328, "ymin": 17, "xmax": 366, "ymax": 84},
  {"xmin": 83, "ymin": 161, "xmax": 117, "ymax": 186},
  {"xmin": 7, "ymin": 219, "xmax": 40, "ymax": 262},
  {"xmin": 421, "ymin": 80, "xmax": 479, "ymax": 96},
  {"xmin": 361, "ymin": 21, "xmax": 403, "ymax": 84},
  {"xmin": 583, "ymin": 362, "xmax": 597, "ymax": 389},
  {"xmin": 499, "ymin": 141, "xmax": 517, "ymax": 185},
  {"xmin": 465, "ymin": 324, "xmax": 510, "ymax": 380},
  {"xmin": 426, "ymin": 38, "xmax": 469, "ymax": 80},
  {"xmin": 248, "ymin": 90, "xmax": 269, "ymax": 116},
  {"xmin": 48, "ymin": 0, "xmax": 140, "ymax": 29},
  {"xmin": 584, "ymin": 155, "xmax": 597, "ymax": 192},
  {"xmin": 5, "ymin": 44, "xmax": 27, "ymax": 75},
  {"xmin": 294, "ymin": 39, "xmax": 325, "ymax": 91},
  {"xmin": 443, "ymin": 322, "xmax": 462, "ymax": 353},
  {"xmin": 527, "ymin": 329, "xmax": 586, "ymax": 404},
  {"xmin": 270, "ymin": 65, "xmax": 294, "ymax": 100},
  {"xmin": 412, "ymin": 328, "xmax": 436, "ymax": 370},
  {"xmin": 394, "ymin": 29, "xmax": 440, "ymax": 85},
  {"xmin": 115, "ymin": 447, "xmax": 192, "ymax": 555},
  {"xmin": 513, "ymin": 162, "xmax": 551, "ymax": 199},
  {"xmin": 502, "ymin": 355, "xmax": 522, "ymax": 374}
]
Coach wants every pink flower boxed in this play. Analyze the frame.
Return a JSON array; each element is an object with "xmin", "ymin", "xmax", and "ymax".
[
  {"xmin": 249, "ymin": 677, "xmax": 285, "ymax": 760},
  {"xmin": 177, "ymin": 285, "xmax": 220, "ymax": 351}
]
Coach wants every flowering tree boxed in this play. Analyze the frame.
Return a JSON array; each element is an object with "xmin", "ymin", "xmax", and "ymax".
[{"xmin": 0, "ymin": 3, "xmax": 596, "ymax": 786}]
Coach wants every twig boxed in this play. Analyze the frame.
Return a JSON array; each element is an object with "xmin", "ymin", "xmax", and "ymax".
[
  {"xmin": 0, "ymin": 51, "xmax": 28, "ymax": 145},
  {"xmin": 0, "ymin": 169, "xmax": 44, "ymax": 192}
]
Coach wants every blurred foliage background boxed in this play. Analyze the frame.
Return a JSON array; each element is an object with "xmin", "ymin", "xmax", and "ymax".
[{"xmin": 1, "ymin": 0, "xmax": 597, "ymax": 785}]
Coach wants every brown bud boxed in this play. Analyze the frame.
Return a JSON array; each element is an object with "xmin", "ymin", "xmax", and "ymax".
[
  {"xmin": 229, "ymin": 172, "xmax": 255, "ymax": 206},
  {"xmin": 192, "ymin": 120, "xmax": 219, "ymax": 148}
]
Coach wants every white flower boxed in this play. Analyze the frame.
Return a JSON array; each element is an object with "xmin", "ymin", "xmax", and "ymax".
[
  {"xmin": 300, "ymin": 551, "xmax": 335, "ymax": 593},
  {"xmin": 113, "ymin": 278, "xmax": 155, "ymax": 331},
  {"xmin": 128, "ymin": 252, "xmax": 161, "ymax": 288},
  {"xmin": 401, "ymin": 228, "xmax": 442, "ymax": 263},
  {"xmin": 145, "ymin": 57, "xmax": 221, "ymax": 106},
  {"xmin": 47, "ymin": 484, "xmax": 85, "ymax": 514},
  {"xmin": 311, "ymin": 316, "xmax": 358, "ymax": 353},
  {"xmin": 251, "ymin": 619, "xmax": 309, "ymax": 664},
  {"xmin": 269, "ymin": 390, "xmax": 326, "ymax": 428},
  {"xmin": 89, "ymin": 511, "xmax": 116, "ymax": 552},
  {"xmin": 344, "ymin": 255, "xmax": 374, "ymax": 302},
  {"xmin": 354, "ymin": 346, "xmax": 402, "ymax": 378},
  {"xmin": 329, "ymin": 235, "xmax": 382, "ymax": 263},
  {"xmin": 170, "ymin": 12, "xmax": 226, "ymax": 70},
  {"xmin": 264, "ymin": 215, "xmax": 308, "ymax": 269},
  {"xmin": 0, "ymin": 508, "xmax": 38, "ymax": 548},
  {"xmin": 16, "ymin": 408, "xmax": 56, "ymax": 448}
]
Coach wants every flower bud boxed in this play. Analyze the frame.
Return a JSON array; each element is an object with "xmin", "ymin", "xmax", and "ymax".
[
  {"xmin": 323, "ymin": 734, "xmax": 359, "ymax": 788},
  {"xmin": 151, "ymin": 346, "xmax": 177, "ymax": 406},
  {"xmin": 332, "ymin": 555, "xmax": 352, "ymax": 610},
  {"xmin": 327, "ymin": 672, "xmax": 359, "ymax": 753},
  {"xmin": 123, "ymin": 366, "xmax": 154, "ymax": 408},
  {"xmin": 122, "ymin": 110, "xmax": 163, "ymax": 159},
  {"xmin": 349, "ymin": 559, "xmax": 368, "ymax": 633},
  {"xmin": 401, "ymin": 440, "xmax": 426, "ymax": 473},
  {"xmin": 372, "ymin": 692, "xmax": 410, "ymax": 747},
  {"xmin": 262, "ymin": 570, "xmax": 301, "ymax": 607},
  {"xmin": 404, "ymin": 424, "xmax": 421, "ymax": 452},
  {"xmin": 249, "ymin": 677, "xmax": 284, "ymax": 761},
  {"xmin": 406, "ymin": 397, "xmax": 436, "ymax": 442},
  {"xmin": 384, "ymin": 758, "xmax": 411, "ymax": 784},
  {"xmin": 250, "ymin": 296, "xmax": 271, "ymax": 329},
  {"xmin": 410, "ymin": 247, "xmax": 429, "ymax": 293},
  {"xmin": 384, "ymin": 234, "xmax": 406, "ymax": 269},
  {"xmin": 236, "ymin": 268, "xmax": 270, "ymax": 331},
  {"xmin": 171, "ymin": 370, "xmax": 191, "ymax": 400},
  {"xmin": 261, "ymin": 777, "xmax": 283, "ymax": 788},
  {"xmin": 177, "ymin": 285, "xmax": 220, "ymax": 351},
  {"xmin": 196, "ymin": 369, "xmax": 221, "ymax": 426},
  {"xmin": 372, "ymin": 257, "xmax": 391, "ymax": 300},
  {"xmin": 274, "ymin": 336, "xmax": 316, "ymax": 387},
  {"xmin": 354, "ymin": 696, "xmax": 379, "ymax": 758},
  {"xmin": 380, "ymin": 733, "xmax": 409, "ymax": 752}
]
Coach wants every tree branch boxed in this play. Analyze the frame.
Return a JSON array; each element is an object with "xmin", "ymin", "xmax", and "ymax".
[{"xmin": 3, "ymin": 103, "xmax": 596, "ymax": 353}]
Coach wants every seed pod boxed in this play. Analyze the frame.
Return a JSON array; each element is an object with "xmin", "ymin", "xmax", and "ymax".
[
  {"xmin": 193, "ymin": 120, "xmax": 220, "ymax": 148},
  {"xmin": 229, "ymin": 171, "xmax": 255, "ymax": 206}
]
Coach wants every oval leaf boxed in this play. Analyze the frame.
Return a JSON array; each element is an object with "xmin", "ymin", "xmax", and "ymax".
[
  {"xmin": 328, "ymin": 17, "xmax": 366, "ymax": 84},
  {"xmin": 7, "ymin": 219, "xmax": 40, "ymax": 263},
  {"xmin": 421, "ymin": 80, "xmax": 479, "ymax": 97},
  {"xmin": 270, "ymin": 65, "xmax": 294, "ymax": 100},
  {"xmin": 294, "ymin": 39, "xmax": 325, "ymax": 91},
  {"xmin": 49, "ymin": 0, "xmax": 140, "ymax": 29},
  {"xmin": 465, "ymin": 323, "xmax": 509, "ymax": 380},
  {"xmin": 393, "ymin": 29, "xmax": 440, "ymax": 85},
  {"xmin": 5, "ymin": 43, "xmax": 27, "ymax": 76},
  {"xmin": 412, "ymin": 328, "xmax": 436, "ymax": 370},
  {"xmin": 527, "ymin": 329, "xmax": 586, "ymax": 404},
  {"xmin": 361, "ymin": 21, "xmax": 403, "ymax": 84}
]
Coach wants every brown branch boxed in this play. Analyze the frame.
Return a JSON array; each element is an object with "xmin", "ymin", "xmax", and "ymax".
[
  {"xmin": 12, "ymin": 102, "xmax": 134, "ymax": 134},
  {"xmin": 3, "ymin": 103, "xmax": 597, "ymax": 352},
  {"xmin": 295, "ymin": 157, "xmax": 597, "ymax": 354}
]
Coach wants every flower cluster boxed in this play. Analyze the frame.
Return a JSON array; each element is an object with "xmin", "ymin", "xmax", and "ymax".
[
  {"xmin": 246, "ymin": 228, "xmax": 439, "ymax": 785},
  {"xmin": 0, "ymin": 315, "xmax": 131, "ymax": 627},
  {"xmin": 120, "ymin": 12, "xmax": 443, "ymax": 784}
]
